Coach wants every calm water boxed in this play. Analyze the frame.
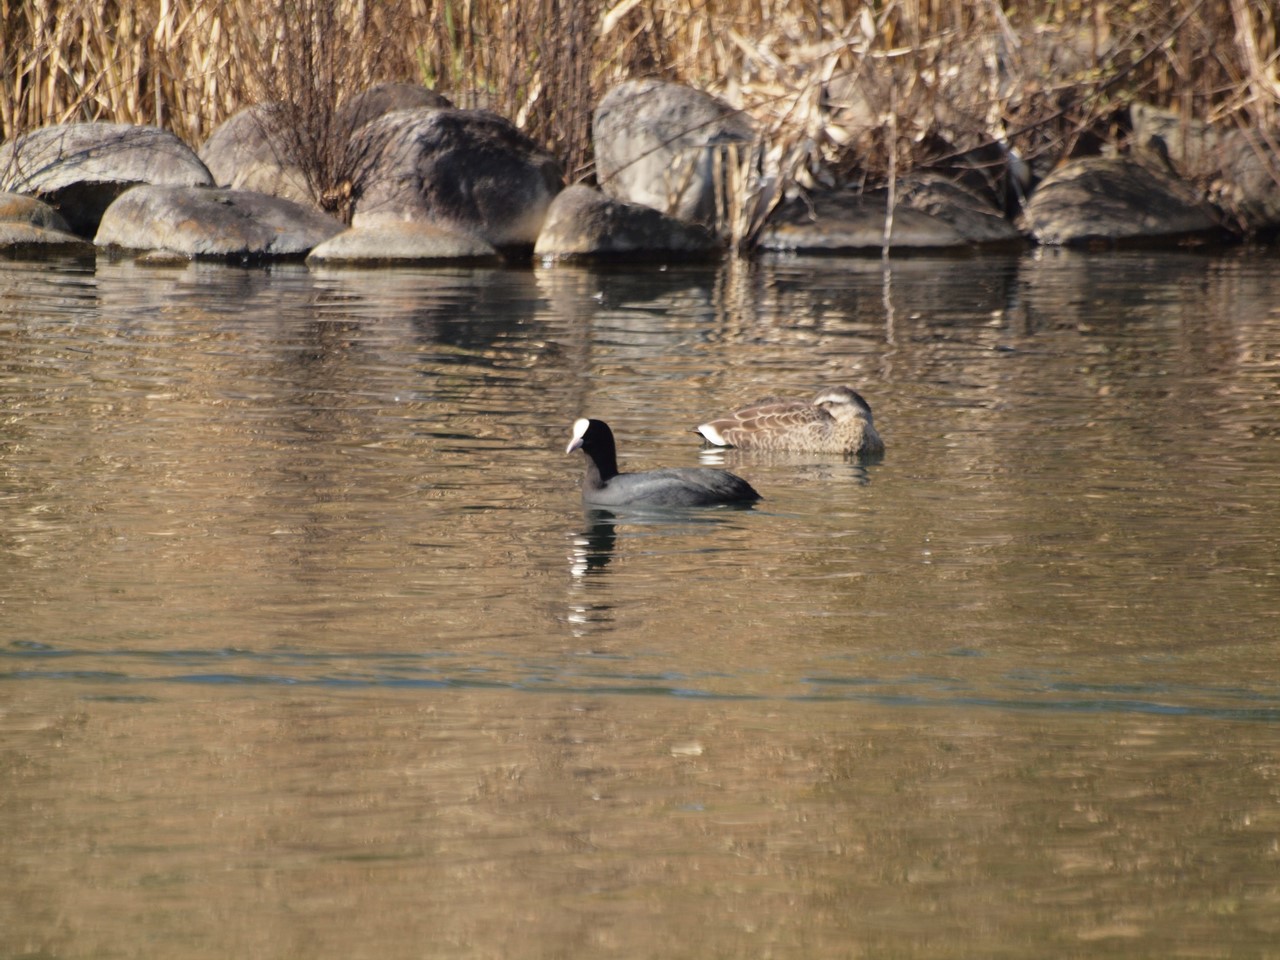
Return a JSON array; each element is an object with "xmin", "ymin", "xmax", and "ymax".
[{"xmin": 2, "ymin": 249, "xmax": 1278, "ymax": 957}]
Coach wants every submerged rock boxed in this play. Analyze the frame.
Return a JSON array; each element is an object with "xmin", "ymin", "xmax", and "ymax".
[
  {"xmin": 535, "ymin": 184, "xmax": 718, "ymax": 261},
  {"xmin": 307, "ymin": 215, "xmax": 499, "ymax": 265},
  {"xmin": 0, "ymin": 191, "xmax": 94, "ymax": 257},
  {"xmin": 758, "ymin": 174, "xmax": 1022, "ymax": 253},
  {"xmin": 1020, "ymin": 156, "xmax": 1228, "ymax": 247},
  {"xmin": 95, "ymin": 184, "xmax": 343, "ymax": 260},
  {"xmin": 0, "ymin": 122, "xmax": 213, "ymax": 237}
]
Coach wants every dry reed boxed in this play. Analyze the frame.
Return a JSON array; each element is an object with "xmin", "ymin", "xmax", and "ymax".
[{"xmin": 2, "ymin": 0, "xmax": 1276, "ymax": 241}]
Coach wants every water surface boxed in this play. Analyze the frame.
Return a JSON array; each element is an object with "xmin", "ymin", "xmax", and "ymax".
[{"xmin": 2, "ymin": 250, "xmax": 1278, "ymax": 957}]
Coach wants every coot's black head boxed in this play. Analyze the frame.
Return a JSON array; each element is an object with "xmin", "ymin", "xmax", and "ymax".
[{"xmin": 566, "ymin": 417, "xmax": 619, "ymax": 480}]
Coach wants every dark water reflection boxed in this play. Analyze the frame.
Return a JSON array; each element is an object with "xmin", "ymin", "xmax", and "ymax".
[{"xmin": 2, "ymin": 250, "xmax": 1279, "ymax": 956}]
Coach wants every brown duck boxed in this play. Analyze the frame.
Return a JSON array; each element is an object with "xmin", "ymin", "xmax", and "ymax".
[{"xmin": 696, "ymin": 386, "xmax": 884, "ymax": 456}]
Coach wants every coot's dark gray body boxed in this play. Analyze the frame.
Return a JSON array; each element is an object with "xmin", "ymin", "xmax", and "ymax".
[{"xmin": 566, "ymin": 417, "xmax": 761, "ymax": 508}]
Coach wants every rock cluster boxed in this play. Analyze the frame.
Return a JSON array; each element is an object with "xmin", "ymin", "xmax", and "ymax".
[{"xmin": 0, "ymin": 79, "xmax": 1274, "ymax": 264}]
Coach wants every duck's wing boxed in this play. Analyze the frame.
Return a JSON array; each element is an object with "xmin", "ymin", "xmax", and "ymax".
[{"xmin": 697, "ymin": 398, "xmax": 831, "ymax": 448}]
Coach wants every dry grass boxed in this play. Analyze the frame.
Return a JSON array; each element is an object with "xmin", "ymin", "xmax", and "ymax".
[{"xmin": 1, "ymin": 0, "xmax": 1276, "ymax": 240}]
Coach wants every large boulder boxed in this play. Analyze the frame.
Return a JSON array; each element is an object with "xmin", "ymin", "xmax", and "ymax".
[
  {"xmin": 1128, "ymin": 102, "xmax": 1223, "ymax": 173},
  {"xmin": 346, "ymin": 107, "xmax": 563, "ymax": 252},
  {"xmin": 0, "ymin": 122, "xmax": 213, "ymax": 237},
  {"xmin": 899, "ymin": 174, "xmax": 1027, "ymax": 245},
  {"xmin": 534, "ymin": 184, "xmax": 718, "ymax": 261},
  {"xmin": 198, "ymin": 103, "xmax": 313, "ymax": 207},
  {"xmin": 1019, "ymin": 156, "xmax": 1228, "ymax": 247},
  {"xmin": 592, "ymin": 79, "xmax": 755, "ymax": 227},
  {"xmin": 0, "ymin": 191, "xmax": 94, "ymax": 257},
  {"xmin": 200, "ymin": 88, "xmax": 456, "ymax": 215},
  {"xmin": 95, "ymin": 184, "xmax": 343, "ymax": 260},
  {"xmin": 758, "ymin": 174, "xmax": 1023, "ymax": 253},
  {"xmin": 1216, "ymin": 136, "xmax": 1280, "ymax": 239},
  {"xmin": 1130, "ymin": 102, "xmax": 1280, "ymax": 239}
]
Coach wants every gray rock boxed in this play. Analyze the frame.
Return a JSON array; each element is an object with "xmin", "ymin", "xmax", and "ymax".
[
  {"xmin": 534, "ymin": 184, "xmax": 718, "ymax": 261},
  {"xmin": 200, "ymin": 89, "xmax": 457, "ymax": 217},
  {"xmin": 347, "ymin": 108, "xmax": 563, "ymax": 251},
  {"xmin": 1019, "ymin": 156, "xmax": 1226, "ymax": 246},
  {"xmin": 198, "ymin": 104, "xmax": 313, "ymax": 207},
  {"xmin": 921, "ymin": 138, "xmax": 1034, "ymax": 216},
  {"xmin": 758, "ymin": 174, "xmax": 1022, "ymax": 253},
  {"xmin": 307, "ymin": 215, "xmax": 499, "ymax": 265},
  {"xmin": 0, "ymin": 122, "xmax": 213, "ymax": 236},
  {"xmin": 336, "ymin": 83, "xmax": 453, "ymax": 133},
  {"xmin": 896, "ymin": 174, "xmax": 1025, "ymax": 245},
  {"xmin": 95, "ymin": 184, "xmax": 343, "ymax": 260},
  {"xmin": 593, "ymin": 79, "xmax": 755, "ymax": 227},
  {"xmin": 1129, "ymin": 102, "xmax": 1222, "ymax": 173},
  {"xmin": 1130, "ymin": 102, "xmax": 1280, "ymax": 238},
  {"xmin": 0, "ymin": 190, "xmax": 74, "ymax": 232},
  {"xmin": 0, "ymin": 191, "xmax": 94, "ymax": 256},
  {"xmin": 1217, "ymin": 134, "xmax": 1280, "ymax": 237}
]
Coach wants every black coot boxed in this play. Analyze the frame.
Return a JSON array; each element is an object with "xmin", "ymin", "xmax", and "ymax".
[{"xmin": 566, "ymin": 418, "xmax": 761, "ymax": 508}]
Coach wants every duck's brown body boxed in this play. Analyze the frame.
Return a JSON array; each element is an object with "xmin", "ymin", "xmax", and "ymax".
[{"xmin": 697, "ymin": 386, "xmax": 884, "ymax": 456}]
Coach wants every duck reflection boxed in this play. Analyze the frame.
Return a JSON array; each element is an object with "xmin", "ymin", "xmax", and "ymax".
[{"xmin": 696, "ymin": 446, "xmax": 878, "ymax": 483}]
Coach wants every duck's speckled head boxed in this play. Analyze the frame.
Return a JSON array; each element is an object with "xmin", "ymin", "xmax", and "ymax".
[{"xmin": 813, "ymin": 386, "xmax": 874, "ymax": 423}]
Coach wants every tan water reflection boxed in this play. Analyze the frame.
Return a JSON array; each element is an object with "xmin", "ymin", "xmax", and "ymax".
[
  {"xmin": 2, "ymin": 251, "xmax": 1280, "ymax": 956},
  {"xmin": 4, "ymin": 685, "xmax": 1278, "ymax": 959}
]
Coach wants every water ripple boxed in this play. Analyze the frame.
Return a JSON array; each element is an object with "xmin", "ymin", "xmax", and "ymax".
[{"xmin": 5, "ymin": 642, "xmax": 1278, "ymax": 721}]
